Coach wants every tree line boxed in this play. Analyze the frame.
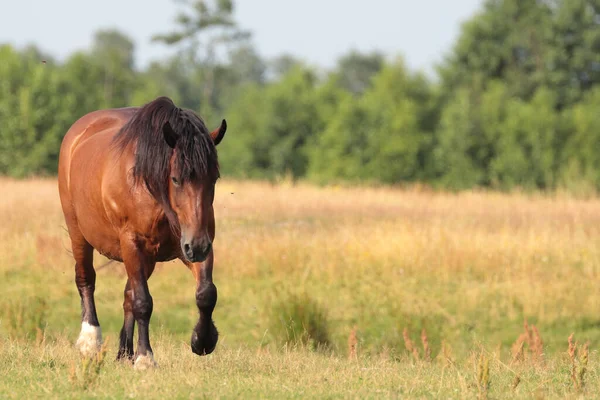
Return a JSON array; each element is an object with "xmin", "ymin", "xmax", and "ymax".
[{"xmin": 1, "ymin": 0, "xmax": 599, "ymax": 192}]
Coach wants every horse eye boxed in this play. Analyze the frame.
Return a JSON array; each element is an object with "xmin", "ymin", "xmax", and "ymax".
[{"xmin": 171, "ymin": 176, "xmax": 180, "ymax": 186}]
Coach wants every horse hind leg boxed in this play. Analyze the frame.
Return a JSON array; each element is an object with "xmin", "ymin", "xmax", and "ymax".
[
  {"xmin": 116, "ymin": 279, "xmax": 135, "ymax": 361},
  {"xmin": 70, "ymin": 231, "xmax": 102, "ymax": 357}
]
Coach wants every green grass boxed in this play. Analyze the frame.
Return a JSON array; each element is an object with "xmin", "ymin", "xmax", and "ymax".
[
  {"xmin": 1, "ymin": 178, "xmax": 600, "ymax": 398},
  {"xmin": 1, "ymin": 335, "xmax": 597, "ymax": 399}
]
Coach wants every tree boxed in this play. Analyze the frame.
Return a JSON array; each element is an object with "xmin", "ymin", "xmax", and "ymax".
[
  {"xmin": 152, "ymin": 0, "xmax": 251, "ymax": 113},
  {"xmin": 334, "ymin": 50, "xmax": 384, "ymax": 95},
  {"xmin": 267, "ymin": 54, "xmax": 305, "ymax": 81},
  {"xmin": 227, "ymin": 43, "xmax": 266, "ymax": 85},
  {"xmin": 218, "ymin": 83, "xmax": 269, "ymax": 178},
  {"xmin": 559, "ymin": 87, "xmax": 600, "ymax": 189},
  {"xmin": 360, "ymin": 61, "xmax": 431, "ymax": 183},
  {"xmin": 489, "ymin": 87, "xmax": 560, "ymax": 189},
  {"xmin": 545, "ymin": 0, "xmax": 600, "ymax": 109},
  {"xmin": 437, "ymin": 0, "xmax": 553, "ymax": 100},
  {"xmin": 0, "ymin": 45, "xmax": 75, "ymax": 176},
  {"xmin": 262, "ymin": 66, "xmax": 321, "ymax": 179},
  {"xmin": 91, "ymin": 29, "xmax": 137, "ymax": 107},
  {"xmin": 131, "ymin": 60, "xmax": 185, "ymax": 107},
  {"xmin": 309, "ymin": 58, "xmax": 435, "ymax": 185},
  {"xmin": 433, "ymin": 86, "xmax": 486, "ymax": 189},
  {"xmin": 307, "ymin": 94, "xmax": 370, "ymax": 183}
]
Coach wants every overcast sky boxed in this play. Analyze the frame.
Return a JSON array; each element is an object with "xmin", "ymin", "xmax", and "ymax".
[{"xmin": 0, "ymin": 0, "xmax": 482, "ymax": 74}]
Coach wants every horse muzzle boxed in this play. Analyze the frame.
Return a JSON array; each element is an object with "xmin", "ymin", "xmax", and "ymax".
[{"xmin": 182, "ymin": 238, "xmax": 212, "ymax": 263}]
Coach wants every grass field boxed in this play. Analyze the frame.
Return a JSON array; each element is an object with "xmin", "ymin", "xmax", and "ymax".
[{"xmin": 1, "ymin": 178, "xmax": 599, "ymax": 398}]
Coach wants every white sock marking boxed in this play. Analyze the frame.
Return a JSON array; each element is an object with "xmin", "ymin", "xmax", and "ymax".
[
  {"xmin": 134, "ymin": 352, "xmax": 157, "ymax": 370},
  {"xmin": 75, "ymin": 322, "xmax": 102, "ymax": 357}
]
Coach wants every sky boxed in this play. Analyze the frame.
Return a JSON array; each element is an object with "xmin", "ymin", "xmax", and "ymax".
[{"xmin": 0, "ymin": 0, "xmax": 483, "ymax": 75}]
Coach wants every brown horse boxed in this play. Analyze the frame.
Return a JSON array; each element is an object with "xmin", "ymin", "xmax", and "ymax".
[{"xmin": 58, "ymin": 96, "xmax": 227, "ymax": 369}]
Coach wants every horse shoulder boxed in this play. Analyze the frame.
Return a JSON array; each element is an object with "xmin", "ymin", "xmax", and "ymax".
[{"xmin": 101, "ymin": 155, "xmax": 173, "ymax": 255}]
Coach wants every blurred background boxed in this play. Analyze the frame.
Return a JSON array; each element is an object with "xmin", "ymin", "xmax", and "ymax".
[{"xmin": 1, "ymin": 0, "xmax": 597, "ymax": 193}]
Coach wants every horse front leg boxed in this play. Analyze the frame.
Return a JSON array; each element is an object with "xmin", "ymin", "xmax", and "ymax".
[
  {"xmin": 121, "ymin": 237, "xmax": 157, "ymax": 369},
  {"xmin": 185, "ymin": 251, "xmax": 218, "ymax": 356},
  {"xmin": 117, "ymin": 258, "xmax": 157, "ymax": 362}
]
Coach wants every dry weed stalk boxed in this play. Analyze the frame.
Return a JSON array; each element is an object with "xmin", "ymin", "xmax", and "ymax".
[
  {"xmin": 347, "ymin": 326, "xmax": 358, "ymax": 360},
  {"xmin": 531, "ymin": 325, "xmax": 544, "ymax": 362},
  {"xmin": 568, "ymin": 333, "xmax": 577, "ymax": 388},
  {"xmin": 579, "ymin": 342, "xmax": 589, "ymax": 389},
  {"xmin": 420, "ymin": 328, "xmax": 431, "ymax": 362},
  {"xmin": 568, "ymin": 333, "xmax": 589, "ymax": 392},
  {"xmin": 511, "ymin": 334, "xmax": 526, "ymax": 363},
  {"xmin": 438, "ymin": 339, "xmax": 454, "ymax": 366},
  {"xmin": 476, "ymin": 350, "xmax": 490, "ymax": 399},
  {"xmin": 511, "ymin": 374, "xmax": 521, "ymax": 391},
  {"xmin": 402, "ymin": 328, "xmax": 420, "ymax": 360},
  {"xmin": 510, "ymin": 319, "xmax": 544, "ymax": 364},
  {"xmin": 69, "ymin": 337, "xmax": 110, "ymax": 390},
  {"xmin": 35, "ymin": 326, "xmax": 45, "ymax": 347}
]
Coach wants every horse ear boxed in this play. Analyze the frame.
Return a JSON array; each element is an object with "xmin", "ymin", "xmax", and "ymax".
[
  {"xmin": 210, "ymin": 119, "xmax": 227, "ymax": 146},
  {"xmin": 163, "ymin": 121, "xmax": 180, "ymax": 148}
]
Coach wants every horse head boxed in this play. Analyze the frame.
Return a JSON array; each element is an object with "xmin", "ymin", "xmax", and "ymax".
[{"xmin": 162, "ymin": 118, "xmax": 227, "ymax": 263}]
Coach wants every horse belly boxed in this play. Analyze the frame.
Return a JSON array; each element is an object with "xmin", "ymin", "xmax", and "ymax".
[
  {"xmin": 70, "ymin": 189, "xmax": 123, "ymax": 261},
  {"xmin": 78, "ymin": 219, "xmax": 123, "ymax": 261}
]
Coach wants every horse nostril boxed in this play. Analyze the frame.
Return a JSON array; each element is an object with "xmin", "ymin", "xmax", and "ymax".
[{"xmin": 184, "ymin": 243, "xmax": 192, "ymax": 256}]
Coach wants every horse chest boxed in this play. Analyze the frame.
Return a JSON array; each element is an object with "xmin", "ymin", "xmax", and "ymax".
[{"xmin": 135, "ymin": 230, "xmax": 180, "ymax": 262}]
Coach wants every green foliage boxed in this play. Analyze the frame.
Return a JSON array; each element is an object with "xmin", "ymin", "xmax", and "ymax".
[
  {"xmin": 218, "ymin": 83, "xmax": 269, "ymax": 178},
  {"xmin": 433, "ymin": 86, "xmax": 486, "ymax": 189},
  {"xmin": 360, "ymin": 61, "xmax": 432, "ymax": 183},
  {"xmin": 489, "ymin": 86, "xmax": 560, "ymax": 190},
  {"xmin": 1, "ymin": 0, "xmax": 600, "ymax": 192},
  {"xmin": 1, "ymin": 296, "xmax": 48, "ymax": 340},
  {"xmin": 545, "ymin": 0, "xmax": 600, "ymax": 109},
  {"xmin": 264, "ymin": 67, "xmax": 322, "ymax": 179},
  {"xmin": 308, "ymin": 92, "xmax": 369, "ymax": 183},
  {"xmin": 267, "ymin": 291, "xmax": 331, "ymax": 350},
  {"xmin": 559, "ymin": 87, "xmax": 600, "ymax": 191},
  {"xmin": 0, "ymin": 46, "xmax": 76, "ymax": 176},
  {"xmin": 334, "ymin": 50, "xmax": 384, "ymax": 95}
]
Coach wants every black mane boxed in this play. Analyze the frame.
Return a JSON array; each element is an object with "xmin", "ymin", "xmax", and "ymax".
[{"xmin": 112, "ymin": 96, "xmax": 219, "ymax": 233}]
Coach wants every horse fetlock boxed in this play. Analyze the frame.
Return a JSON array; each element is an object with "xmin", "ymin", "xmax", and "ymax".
[
  {"xmin": 75, "ymin": 322, "xmax": 102, "ymax": 357},
  {"xmin": 196, "ymin": 282, "xmax": 217, "ymax": 311},
  {"xmin": 117, "ymin": 324, "xmax": 134, "ymax": 361},
  {"xmin": 116, "ymin": 347, "xmax": 134, "ymax": 362}
]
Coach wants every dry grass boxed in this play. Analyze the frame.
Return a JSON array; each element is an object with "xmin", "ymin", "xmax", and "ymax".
[{"xmin": 1, "ymin": 177, "xmax": 600, "ymax": 397}]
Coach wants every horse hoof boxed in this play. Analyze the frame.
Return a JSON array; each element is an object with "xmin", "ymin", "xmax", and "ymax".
[
  {"xmin": 191, "ymin": 321, "xmax": 218, "ymax": 356},
  {"xmin": 75, "ymin": 322, "xmax": 102, "ymax": 357},
  {"xmin": 133, "ymin": 353, "xmax": 157, "ymax": 370}
]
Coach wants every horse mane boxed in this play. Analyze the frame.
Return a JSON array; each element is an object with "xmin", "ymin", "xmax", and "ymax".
[{"xmin": 111, "ymin": 96, "xmax": 220, "ymax": 233}]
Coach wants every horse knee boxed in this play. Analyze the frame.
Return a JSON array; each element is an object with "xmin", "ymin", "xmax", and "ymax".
[
  {"xmin": 75, "ymin": 263, "xmax": 96, "ymax": 290},
  {"xmin": 132, "ymin": 295, "xmax": 153, "ymax": 321},
  {"xmin": 196, "ymin": 283, "xmax": 217, "ymax": 312}
]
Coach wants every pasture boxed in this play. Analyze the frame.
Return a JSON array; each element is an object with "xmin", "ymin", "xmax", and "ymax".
[{"xmin": 1, "ymin": 178, "xmax": 599, "ymax": 398}]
